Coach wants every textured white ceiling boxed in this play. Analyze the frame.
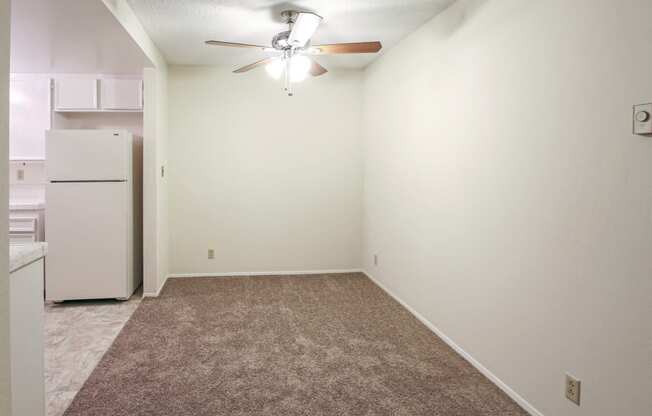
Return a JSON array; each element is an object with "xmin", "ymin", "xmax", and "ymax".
[
  {"xmin": 10, "ymin": 0, "xmax": 151, "ymax": 74},
  {"xmin": 127, "ymin": 0, "xmax": 455, "ymax": 70}
]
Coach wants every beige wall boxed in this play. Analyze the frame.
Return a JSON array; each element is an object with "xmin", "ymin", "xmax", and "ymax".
[
  {"xmin": 152, "ymin": 66, "xmax": 168, "ymax": 291},
  {"xmin": 0, "ymin": 0, "xmax": 10, "ymax": 413},
  {"xmin": 142, "ymin": 67, "xmax": 168, "ymax": 294},
  {"xmin": 103, "ymin": 0, "xmax": 169, "ymax": 295},
  {"xmin": 362, "ymin": 1, "xmax": 652, "ymax": 415},
  {"xmin": 167, "ymin": 66, "xmax": 362, "ymax": 274}
]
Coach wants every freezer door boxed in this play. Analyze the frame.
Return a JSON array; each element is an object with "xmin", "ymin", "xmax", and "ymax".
[
  {"xmin": 46, "ymin": 129, "xmax": 131, "ymax": 181},
  {"xmin": 46, "ymin": 182, "xmax": 129, "ymax": 300}
]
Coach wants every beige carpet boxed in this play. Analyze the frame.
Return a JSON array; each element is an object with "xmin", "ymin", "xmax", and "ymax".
[{"xmin": 64, "ymin": 273, "xmax": 528, "ymax": 416}]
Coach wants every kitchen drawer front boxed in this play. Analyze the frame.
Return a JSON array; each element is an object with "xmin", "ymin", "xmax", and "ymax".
[
  {"xmin": 10, "ymin": 233, "xmax": 36, "ymax": 244},
  {"xmin": 9, "ymin": 216, "xmax": 37, "ymax": 233}
]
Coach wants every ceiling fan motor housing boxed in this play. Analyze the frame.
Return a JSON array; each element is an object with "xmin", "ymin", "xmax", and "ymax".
[
  {"xmin": 272, "ymin": 31, "xmax": 312, "ymax": 51},
  {"xmin": 280, "ymin": 10, "xmax": 300, "ymax": 25},
  {"xmin": 273, "ymin": 10, "xmax": 315, "ymax": 51},
  {"xmin": 271, "ymin": 31, "xmax": 290, "ymax": 50}
]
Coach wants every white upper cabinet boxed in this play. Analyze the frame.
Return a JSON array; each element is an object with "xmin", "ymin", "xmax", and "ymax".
[
  {"xmin": 54, "ymin": 76, "xmax": 143, "ymax": 112},
  {"xmin": 100, "ymin": 78, "xmax": 143, "ymax": 111},
  {"xmin": 54, "ymin": 78, "xmax": 98, "ymax": 111}
]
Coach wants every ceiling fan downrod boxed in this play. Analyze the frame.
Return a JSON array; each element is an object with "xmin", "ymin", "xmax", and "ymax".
[{"xmin": 283, "ymin": 50, "xmax": 292, "ymax": 96}]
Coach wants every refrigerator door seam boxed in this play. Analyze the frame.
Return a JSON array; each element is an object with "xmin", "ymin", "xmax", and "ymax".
[{"xmin": 50, "ymin": 180, "xmax": 127, "ymax": 183}]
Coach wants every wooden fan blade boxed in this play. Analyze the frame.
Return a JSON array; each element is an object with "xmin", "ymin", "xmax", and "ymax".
[
  {"xmin": 311, "ymin": 41, "xmax": 382, "ymax": 54},
  {"xmin": 309, "ymin": 59, "xmax": 328, "ymax": 77},
  {"xmin": 205, "ymin": 40, "xmax": 268, "ymax": 50},
  {"xmin": 233, "ymin": 58, "xmax": 275, "ymax": 74}
]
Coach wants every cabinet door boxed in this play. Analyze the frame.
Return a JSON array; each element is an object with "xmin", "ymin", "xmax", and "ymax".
[
  {"xmin": 100, "ymin": 78, "xmax": 143, "ymax": 110},
  {"xmin": 54, "ymin": 78, "xmax": 98, "ymax": 111}
]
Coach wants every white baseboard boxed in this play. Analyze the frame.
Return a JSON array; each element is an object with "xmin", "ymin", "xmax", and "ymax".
[
  {"xmin": 167, "ymin": 269, "xmax": 363, "ymax": 279},
  {"xmin": 143, "ymin": 275, "xmax": 168, "ymax": 298},
  {"xmin": 363, "ymin": 270, "xmax": 543, "ymax": 416}
]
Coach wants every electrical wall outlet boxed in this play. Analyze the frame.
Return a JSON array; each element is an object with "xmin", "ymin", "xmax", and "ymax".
[
  {"xmin": 207, "ymin": 249, "xmax": 215, "ymax": 260},
  {"xmin": 373, "ymin": 254, "xmax": 378, "ymax": 266},
  {"xmin": 565, "ymin": 374, "xmax": 581, "ymax": 405}
]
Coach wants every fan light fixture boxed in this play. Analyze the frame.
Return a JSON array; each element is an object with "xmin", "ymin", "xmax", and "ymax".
[
  {"xmin": 289, "ymin": 55, "xmax": 311, "ymax": 82},
  {"xmin": 265, "ymin": 59, "xmax": 284, "ymax": 80},
  {"xmin": 265, "ymin": 55, "xmax": 312, "ymax": 83}
]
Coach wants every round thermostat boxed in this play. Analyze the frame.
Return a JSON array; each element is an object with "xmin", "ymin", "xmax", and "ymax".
[{"xmin": 636, "ymin": 110, "xmax": 650, "ymax": 122}]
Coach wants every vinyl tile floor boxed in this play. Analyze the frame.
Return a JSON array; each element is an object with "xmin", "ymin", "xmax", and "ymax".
[{"xmin": 44, "ymin": 288, "xmax": 142, "ymax": 416}]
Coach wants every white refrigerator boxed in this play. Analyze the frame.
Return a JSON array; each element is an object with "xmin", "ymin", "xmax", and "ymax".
[{"xmin": 45, "ymin": 129, "xmax": 141, "ymax": 301}]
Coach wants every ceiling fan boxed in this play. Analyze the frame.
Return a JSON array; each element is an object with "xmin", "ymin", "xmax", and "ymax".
[{"xmin": 205, "ymin": 10, "xmax": 382, "ymax": 96}]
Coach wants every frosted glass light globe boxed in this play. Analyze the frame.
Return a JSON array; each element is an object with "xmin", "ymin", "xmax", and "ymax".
[
  {"xmin": 265, "ymin": 59, "xmax": 284, "ymax": 80},
  {"xmin": 289, "ymin": 55, "xmax": 311, "ymax": 83}
]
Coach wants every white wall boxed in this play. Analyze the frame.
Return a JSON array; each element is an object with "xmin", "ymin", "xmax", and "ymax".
[
  {"xmin": 0, "ymin": 0, "xmax": 10, "ymax": 413},
  {"xmin": 103, "ymin": 0, "xmax": 169, "ymax": 295},
  {"xmin": 8, "ymin": 75, "xmax": 49, "ymax": 204},
  {"xmin": 10, "ymin": 0, "xmax": 151, "ymax": 74},
  {"xmin": 167, "ymin": 66, "xmax": 362, "ymax": 275},
  {"xmin": 142, "ymin": 66, "xmax": 168, "ymax": 293},
  {"xmin": 156, "ymin": 69, "xmax": 168, "ymax": 290},
  {"xmin": 9, "ymin": 75, "xmax": 49, "ymax": 159},
  {"xmin": 362, "ymin": 1, "xmax": 652, "ymax": 415}
]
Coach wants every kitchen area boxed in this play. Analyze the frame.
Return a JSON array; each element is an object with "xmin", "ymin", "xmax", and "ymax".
[{"xmin": 7, "ymin": 0, "xmax": 154, "ymax": 415}]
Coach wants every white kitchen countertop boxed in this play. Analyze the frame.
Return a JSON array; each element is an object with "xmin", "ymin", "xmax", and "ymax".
[{"xmin": 10, "ymin": 242, "xmax": 48, "ymax": 273}]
